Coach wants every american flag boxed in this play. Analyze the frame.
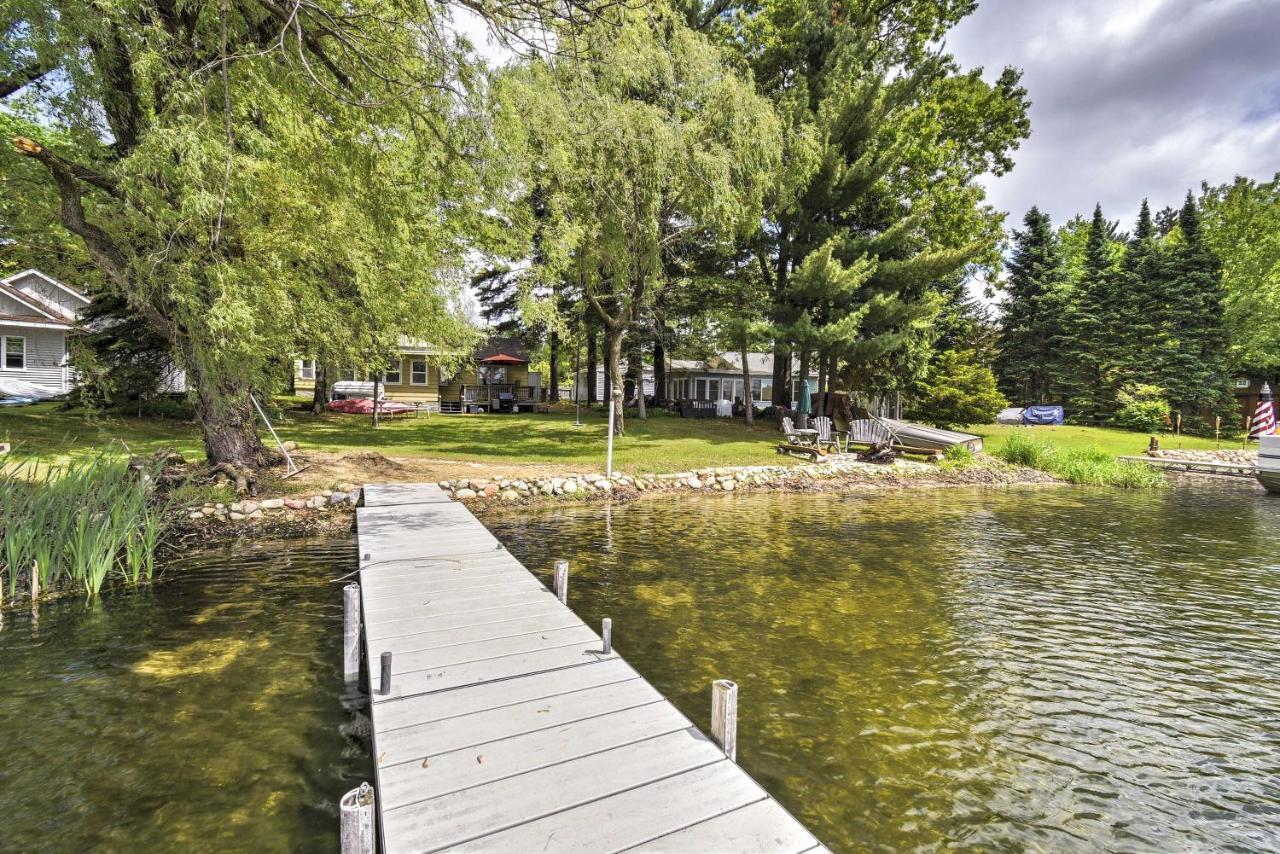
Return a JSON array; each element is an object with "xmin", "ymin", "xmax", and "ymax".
[{"xmin": 1250, "ymin": 382, "xmax": 1275, "ymax": 438}]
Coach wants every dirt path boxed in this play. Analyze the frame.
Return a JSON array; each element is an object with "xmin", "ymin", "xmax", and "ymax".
[{"xmin": 285, "ymin": 450, "xmax": 585, "ymax": 489}]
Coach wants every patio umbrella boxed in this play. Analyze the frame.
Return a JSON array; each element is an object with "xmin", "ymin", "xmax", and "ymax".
[{"xmin": 796, "ymin": 379, "xmax": 812, "ymax": 415}]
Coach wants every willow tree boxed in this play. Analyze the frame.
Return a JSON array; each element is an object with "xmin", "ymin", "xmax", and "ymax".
[
  {"xmin": 0, "ymin": 0, "xmax": 584, "ymax": 468},
  {"xmin": 497, "ymin": 2, "xmax": 780, "ymax": 434}
]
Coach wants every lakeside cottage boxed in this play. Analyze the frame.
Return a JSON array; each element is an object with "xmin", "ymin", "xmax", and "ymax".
[
  {"xmin": 573, "ymin": 352, "xmax": 819, "ymax": 410},
  {"xmin": 294, "ymin": 336, "xmax": 543, "ymax": 413},
  {"xmin": 0, "ymin": 269, "xmax": 90, "ymax": 394}
]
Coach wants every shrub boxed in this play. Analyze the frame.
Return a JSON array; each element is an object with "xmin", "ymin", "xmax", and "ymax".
[
  {"xmin": 906, "ymin": 349, "xmax": 1008, "ymax": 429},
  {"xmin": 1113, "ymin": 384, "xmax": 1170, "ymax": 433}
]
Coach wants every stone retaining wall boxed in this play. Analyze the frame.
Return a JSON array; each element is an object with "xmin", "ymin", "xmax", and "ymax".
[{"xmin": 438, "ymin": 459, "xmax": 939, "ymax": 503}]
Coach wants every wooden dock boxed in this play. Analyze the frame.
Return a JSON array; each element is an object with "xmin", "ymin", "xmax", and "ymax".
[
  {"xmin": 1117, "ymin": 455, "xmax": 1256, "ymax": 478},
  {"xmin": 354, "ymin": 483, "xmax": 826, "ymax": 853}
]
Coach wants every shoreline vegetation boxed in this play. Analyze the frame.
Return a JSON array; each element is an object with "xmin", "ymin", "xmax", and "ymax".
[
  {"xmin": 1, "ymin": 456, "xmax": 169, "ymax": 605},
  {"xmin": 993, "ymin": 434, "xmax": 1170, "ymax": 488}
]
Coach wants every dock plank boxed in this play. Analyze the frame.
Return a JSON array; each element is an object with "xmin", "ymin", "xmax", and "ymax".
[
  {"xmin": 377, "ymin": 676, "xmax": 664, "ymax": 766},
  {"xmin": 355, "ymin": 484, "xmax": 824, "ymax": 853},
  {"xmin": 627, "ymin": 798, "xmax": 821, "ymax": 853},
  {"xmin": 379, "ymin": 700, "xmax": 693, "ymax": 809},
  {"xmin": 383, "ymin": 729, "xmax": 727, "ymax": 851}
]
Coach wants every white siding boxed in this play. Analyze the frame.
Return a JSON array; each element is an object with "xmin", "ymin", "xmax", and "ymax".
[{"xmin": 0, "ymin": 325, "xmax": 68, "ymax": 390}]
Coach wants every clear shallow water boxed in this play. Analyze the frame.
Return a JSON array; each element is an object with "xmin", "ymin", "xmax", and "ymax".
[
  {"xmin": 0, "ymin": 538, "xmax": 366, "ymax": 851},
  {"xmin": 4, "ymin": 485, "xmax": 1279, "ymax": 852},
  {"xmin": 484, "ymin": 483, "xmax": 1280, "ymax": 853}
]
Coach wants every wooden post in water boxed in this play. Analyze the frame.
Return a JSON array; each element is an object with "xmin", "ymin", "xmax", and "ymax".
[
  {"xmin": 554, "ymin": 560, "xmax": 569, "ymax": 604},
  {"xmin": 340, "ymin": 781, "xmax": 376, "ymax": 854},
  {"xmin": 30, "ymin": 560, "xmax": 38, "ymax": 601},
  {"xmin": 601, "ymin": 618, "xmax": 612, "ymax": 654},
  {"xmin": 343, "ymin": 584, "xmax": 361, "ymax": 683},
  {"xmin": 711, "ymin": 679, "xmax": 738, "ymax": 761},
  {"xmin": 379, "ymin": 652, "xmax": 392, "ymax": 695}
]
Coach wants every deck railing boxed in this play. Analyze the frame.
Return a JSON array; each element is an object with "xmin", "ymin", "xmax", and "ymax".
[{"xmin": 440, "ymin": 383, "xmax": 537, "ymax": 405}]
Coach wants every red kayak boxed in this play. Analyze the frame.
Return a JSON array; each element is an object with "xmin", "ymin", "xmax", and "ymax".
[{"xmin": 327, "ymin": 398, "xmax": 415, "ymax": 415}]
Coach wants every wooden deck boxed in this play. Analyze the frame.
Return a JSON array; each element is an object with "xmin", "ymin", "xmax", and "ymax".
[{"xmin": 356, "ymin": 483, "xmax": 826, "ymax": 853}]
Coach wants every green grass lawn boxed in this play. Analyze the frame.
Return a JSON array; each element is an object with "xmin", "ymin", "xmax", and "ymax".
[
  {"xmin": 2, "ymin": 399, "xmax": 1242, "ymax": 474},
  {"xmin": 0, "ymin": 401, "xmax": 792, "ymax": 472},
  {"xmin": 968, "ymin": 423, "xmax": 1233, "ymax": 458}
]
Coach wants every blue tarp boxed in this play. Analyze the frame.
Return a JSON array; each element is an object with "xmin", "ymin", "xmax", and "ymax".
[{"xmin": 1023, "ymin": 405, "xmax": 1065, "ymax": 425}]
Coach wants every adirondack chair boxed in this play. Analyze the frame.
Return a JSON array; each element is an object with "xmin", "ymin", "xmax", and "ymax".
[
  {"xmin": 781, "ymin": 416, "xmax": 808, "ymax": 446},
  {"xmin": 812, "ymin": 416, "xmax": 840, "ymax": 452}
]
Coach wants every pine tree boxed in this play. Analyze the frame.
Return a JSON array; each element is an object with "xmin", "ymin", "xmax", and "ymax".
[
  {"xmin": 1059, "ymin": 204, "xmax": 1120, "ymax": 422},
  {"xmin": 1158, "ymin": 193, "xmax": 1233, "ymax": 425},
  {"xmin": 995, "ymin": 206, "xmax": 1068, "ymax": 403},
  {"xmin": 1113, "ymin": 200, "xmax": 1162, "ymax": 383}
]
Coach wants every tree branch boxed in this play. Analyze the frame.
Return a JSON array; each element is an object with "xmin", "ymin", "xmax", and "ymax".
[
  {"xmin": 11, "ymin": 136, "xmax": 131, "ymax": 292},
  {"xmin": 0, "ymin": 58, "xmax": 55, "ymax": 99}
]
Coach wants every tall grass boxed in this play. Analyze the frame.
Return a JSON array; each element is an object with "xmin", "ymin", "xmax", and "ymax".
[
  {"xmin": 995, "ymin": 433, "xmax": 1166, "ymax": 488},
  {"xmin": 1, "ymin": 456, "xmax": 170, "ymax": 602}
]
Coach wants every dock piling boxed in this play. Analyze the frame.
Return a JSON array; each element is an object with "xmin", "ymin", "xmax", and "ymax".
[
  {"xmin": 601, "ymin": 618, "xmax": 612, "ymax": 654},
  {"xmin": 30, "ymin": 560, "xmax": 38, "ymax": 601},
  {"xmin": 340, "ymin": 781, "xmax": 376, "ymax": 854},
  {"xmin": 379, "ymin": 651, "xmax": 392, "ymax": 695},
  {"xmin": 711, "ymin": 679, "xmax": 738, "ymax": 761},
  {"xmin": 554, "ymin": 559, "xmax": 569, "ymax": 604},
  {"xmin": 343, "ymin": 583, "xmax": 361, "ymax": 683}
]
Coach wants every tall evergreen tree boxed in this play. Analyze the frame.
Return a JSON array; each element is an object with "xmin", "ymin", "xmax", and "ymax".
[
  {"xmin": 1157, "ymin": 192, "xmax": 1233, "ymax": 424},
  {"xmin": 995, "ymin": 206, "xmax": 1067, "ymax": 403},
  {"xmin": 1112, "ymin": 200, "xmax": 1162, "ymax": 382},
  {"xmin": 1059, "ymin": 204, "xmax": 1120, "ymax": 422}
]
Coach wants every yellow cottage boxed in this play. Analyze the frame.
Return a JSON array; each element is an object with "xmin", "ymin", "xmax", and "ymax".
[{"xmin": 293, "ymin": 337, "xmax": 542, "ymax": 413}]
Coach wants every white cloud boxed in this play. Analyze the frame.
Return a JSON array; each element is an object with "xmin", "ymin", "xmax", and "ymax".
[{"xmin": 947, "ymin": 0, "xmax": 1280, "ymax": 229}]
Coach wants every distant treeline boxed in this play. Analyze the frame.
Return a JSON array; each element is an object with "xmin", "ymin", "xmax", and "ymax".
[{"xmin": 996, "ymin": 175, "xmax": 1280, "ymax": 433}]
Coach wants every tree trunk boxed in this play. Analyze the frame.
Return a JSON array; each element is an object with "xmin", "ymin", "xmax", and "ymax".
[
  {"xmin": 310, "ymin": 363, "xmax": 330, "ymax": 414},
  {"xmin": 740, "ymin": 337, "xmax": 753, "ymax": 426},
  {"xmin": 816, "ymin": 352, "xmax": 827, "ymax": 415},
  {"xmin": 191, "ymin": 362, "xmax": 267, "ymax": 469},
  {"xmin": 631, "ymin": 346, "xmax": 646, "ymax": 420},
  {"xmin": 606, "ymin": 326, "xmax": 626, "ymax": 435},
  {"xmin": 587, "ymin": 332, "xmax": 598, "ymax": 405},
  {"xmin": 548, "ymin": 330, "xmax": 560, "ymax": 402},
  {"xmin": 772, "ymin": 342, "xmax": 791, "ymax": 406},
  {"xmin": 653, "ymin": 337, "xmax": 666, "ymax": 408}
]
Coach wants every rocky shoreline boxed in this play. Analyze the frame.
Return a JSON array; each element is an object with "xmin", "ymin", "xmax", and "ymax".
[{"xmin": 171, "ymin": 456, "xmax": 1054, "ymax": 544}]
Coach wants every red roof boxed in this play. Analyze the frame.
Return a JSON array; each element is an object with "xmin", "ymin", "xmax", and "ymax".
[{"xmin": 479, "ymin": 353, "xmax": 526, "ymax": 364}]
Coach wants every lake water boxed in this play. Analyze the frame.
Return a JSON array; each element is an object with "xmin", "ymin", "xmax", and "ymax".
[
  {"xmin": 485, "ymin": 483, "xmax": 1280, "ymax": 852},
  {"xmin": 2, "ymin": 483, "xmax": 1278, "ymax": 851}
]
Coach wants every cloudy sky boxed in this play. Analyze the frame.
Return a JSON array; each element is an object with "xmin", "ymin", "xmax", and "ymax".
[{"xmin": 946, "ymin": 0, "xmax": 1280, "ymax": 231}]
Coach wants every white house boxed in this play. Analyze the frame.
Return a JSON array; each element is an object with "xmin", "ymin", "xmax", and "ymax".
[
  {"xmin": 668, "ymin": 352, "xmax": 817, "ymax": 410},
  {"xmin": 0, "ymin": 269, "xmax": 91, "ymax": 395}
]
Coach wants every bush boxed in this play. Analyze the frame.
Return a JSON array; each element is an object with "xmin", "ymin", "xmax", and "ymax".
[
  {"xmin": 906, "ymin": 349, "xmax": 1008, "ymax": 429},
  {"xmin": 1113, "ymin": 384, "xmax": 1170, "ymax": 433}
]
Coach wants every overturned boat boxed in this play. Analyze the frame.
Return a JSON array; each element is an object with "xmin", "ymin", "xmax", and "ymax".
[{"xmin": 846, "ymin": 417, "xmax": 983, "ymax": 455}]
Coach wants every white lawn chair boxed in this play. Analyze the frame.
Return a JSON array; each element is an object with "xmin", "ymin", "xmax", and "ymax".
[
  {"xmin": 780, "ymin": 416, "xmax": 813, "ymax": 446},
  {"xmin": 813, "ymin": 416, "xmax": 840, "ymax": 452}
]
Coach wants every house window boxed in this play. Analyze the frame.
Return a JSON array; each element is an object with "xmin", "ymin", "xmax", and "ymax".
[
  {"xmin": 298, "ymin": 359, "xmax": 315, "ymax": 380},
  {"xmin": 751, "ymin": 378, "xmax": 763, "ymax": 401},
  {"xmin": 1236, "ymin": 378, "xmax": 1251, "ymax": 389},
  {"xmin": 411, "ymin": 360, "xmax": 428, "ymax": 385},
  {"xmin": 760, "ymin": 381, "xmax": 772, "ymax": 402},
  {"xmin": 479, "ymin": 365, "xmax": 506, "ymax": 384},
  {"xmin": 339, "ymin": 368, "xmax": 356, "ymax": 382},
  {"xmin": 384, "ymin": 362, "xmax": 402, "ymax": 385},
  {"xmin": 707, "ymin": 379, "xmax": 720, "ymax": 401},
  {"xmin": 3, "ymin": 336, "xmax": 25, "ymax": 370}
]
